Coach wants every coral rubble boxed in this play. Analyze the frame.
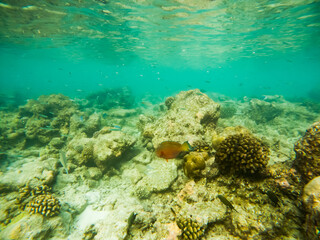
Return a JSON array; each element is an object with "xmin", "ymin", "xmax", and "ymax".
[{"xmin": 215, "ymin": 132, "xmax": 270, "ymax": 175}]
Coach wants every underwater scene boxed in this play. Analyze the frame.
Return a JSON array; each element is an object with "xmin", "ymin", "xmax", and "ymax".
[{"xmin": 0, "ymin": 0, "xmax": 320, "ymax": 239}]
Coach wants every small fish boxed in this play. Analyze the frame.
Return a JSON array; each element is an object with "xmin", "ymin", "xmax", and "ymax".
[
  {"xmin": 217, "ymin": 195, "xmax": 238, "ymax": 212},
  {"xmin": 38, "ymin": 114, "xmax": 48, "ymax": 118},
  {"xmin": 127, "ymin": 212, "xmax": 137, "ymax": 234},
  {"xmin": 79, "ymin": 116, "xmax": 84, "ymax": 122},
  {"xmin": 40, "ymin": 126, "xmax": 54, "ymax": 130},
  {"xmin": 59, "ymin": 151, "xmax": 69, "ymax": 174},
  {"xmin": 102, "ymin": 113, "xmax": 108, "ymax": 119},
  {"xmin": 156, "ymin": 141, "xmax": 192, "ymax": 162},
  {"xmin": 109, "ymin": 125, "xmax": 121, "ymax": 131},
  {"xmin": 266, "ymin": 191, "xmax": 280, "ymax": 207}
]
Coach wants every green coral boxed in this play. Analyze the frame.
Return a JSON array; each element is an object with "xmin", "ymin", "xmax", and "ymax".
[
  {"xmin": 25, "ymin": 194, "xmax": 61, "ymax": 217},
  {"xmin": 215, "ymin": 133, "xmax": 270, "ymax": 175},
  {"xmin": 176, "ymin": 217, "xmax": 205, "ymax": 240},
  {"xmin": 183, "ymin": 152, "xmax": 208, "ymax": 178},
  {"xmin": 294, "ymin": 121, "xmax": 320, "ymax": 181}
]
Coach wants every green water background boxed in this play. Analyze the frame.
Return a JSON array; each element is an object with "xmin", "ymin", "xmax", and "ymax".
[{"xmin": 0, "ymin": 0, "xmax": 319, "ymax": 102}]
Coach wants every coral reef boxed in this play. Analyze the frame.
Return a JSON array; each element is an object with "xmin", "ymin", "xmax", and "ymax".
[
  {"xmin": 25, "ymin": 194, "xmax": 61, "ymax": 217},
  {"xmin": 183, "ymin": 152, "xmax": 208, "ymax": 178},
  {"xmin": 0, "ymin": 94, "xmax": 78, "ymax": 149},
  {"xmin": 86, "ymin": 87, "xmax": 135, "ymax": 110},
  {"xmin": 294, "ymin": 121, "xmax": 320, "ymax": 181},
  {"xmin": 176, "ymin": 217, "xmax": 205, "ymax": 240},
  {"xmin": 246, "ymin": 98, "xmax": 284, "ymax": 124},
  {"xmin": 302, "ymin": 176, "xmax": 320, "ymax": 240},
  {"xmin": 215, "ymin": 132, "xmax": 270, "ymax": 175},
  {"xmin": 67, "ymin": 127, "xmax": 136, "ymax": 171},
  {"xmin": 1, "ymin": 90, "xmax": 316, "ymax": 240}
]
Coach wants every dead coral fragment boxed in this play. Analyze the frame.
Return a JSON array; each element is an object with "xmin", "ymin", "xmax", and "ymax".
[
  {"xmin": 176, "ymin": 217, "xmax": 205, "ymax": 240},
  {"xmin": 183, "ymin": 152, "xmax": 208, "ymax": 178},
  {"xmin": 25, "ymin": 194, "xmax": 61, "ymax": 217},
  {"xmin": 215, "ymin": 133, "xmax": 269, "ymax": 175},
  {"xmin": 294, "ymin": 121, "xmax": 320, "ymax": 181}
]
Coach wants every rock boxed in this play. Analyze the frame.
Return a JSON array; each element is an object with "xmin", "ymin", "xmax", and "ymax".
[
  {"xmin": 84, "ymin": 113, "xmax": 101, "ymax": 137},
  {"xmin": 107, "ymin": 108, "xmax": 137, "ymax": 118},
  {"xmin": 302, "ymin": 176, "xmax": 320, "ymax": 240},
  {"xmin": 135, "ymin": 160, "xmax": 178, "ymax": 199},
  {"xmin": 49, "ymin": 137, "xmax": 65, "ymax": 149},
  {"xmin": 0, "ymin": 213, "xmax": 67, "ymax": 240},
  {"xmin": 246, "ymin": 99, "xmax": 284, "ymax": 124},
  {"xmin": 88, "ymin": 167, "xmax": 103, "ymax": 180},
  {"xmin": 140, "ymin": 89, "xmax": 220, "ymax": 149},
  {"xmin": 67, "ymin": 137, "xmax": 95, "ymax": 166},
  {"xmin": 132, "ymin": 150, "xmax": 152, "ymax": 165},
  {"xmin": 93, "ymin": 131, "xmax": 136, "ymax": 172}
]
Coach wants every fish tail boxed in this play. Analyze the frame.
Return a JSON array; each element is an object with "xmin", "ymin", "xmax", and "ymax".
[{"xmin": 182, "ymin": 141, "xmax": 193, "ymax": 151}]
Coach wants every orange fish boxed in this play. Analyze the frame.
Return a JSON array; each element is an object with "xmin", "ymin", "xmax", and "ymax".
[{"xmin": 156, "ymin": 141, "xmax": 192, "ymax": 162}]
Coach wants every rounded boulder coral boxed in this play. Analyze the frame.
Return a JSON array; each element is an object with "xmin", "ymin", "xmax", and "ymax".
[
  {"xmin": 183, "ymin": 152, "xmax": 208, "ymax": 178},
  {"xmin": 215, "ymin": 133, "xmax": 270, "ymax": 175},
  {"xmin": 294, "ymin": 121, "xmax": 320, "ymax": 181}
]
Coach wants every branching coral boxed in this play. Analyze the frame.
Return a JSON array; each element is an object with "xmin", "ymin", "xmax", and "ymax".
[
  {"xmin": 176, "ymin": 217, "xmax": 205, "ymax": 240},
  {"xmin": 25, "ymin": 194, "xmax": 61, "ymax": 217},
  {"xmin": 294, "ymin": 121, "xmax": 320, "ymax": 181},
  {"xmin": 17, "ymin": 184, "xmax": 60, "ymax": 217},
  {"xmin": 215, "ymin": 133, "xmax": 270, "ymax": 175}
]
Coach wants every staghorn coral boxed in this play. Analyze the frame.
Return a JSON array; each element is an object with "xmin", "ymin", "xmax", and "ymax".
[
  {"xmin": 176, "ymin": 217, "xmax": 205, "ymax": 240},
  {"xmin": 215, "ymin": 133, "xmax": 270, "ymax": 175},
  {"xmin": 183, "ymin": 152, "xmax": 208, "ymax": 178},
  {"xmin": 25, "ymin": 194, "xmax": 61, "ymax": 217},
  {"xmin": 294, "ymin": 121, "xmax": 320, "ymax": 181}
]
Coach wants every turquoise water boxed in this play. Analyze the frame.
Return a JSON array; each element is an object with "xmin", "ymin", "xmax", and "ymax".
[{"xmin": 0, "ymin": 0, "xmax": 320, "ymax": 101}]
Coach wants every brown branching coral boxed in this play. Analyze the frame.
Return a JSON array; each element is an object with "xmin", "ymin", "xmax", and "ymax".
[
  {"xmin": 294, "ymin": 121, "xmax": 320, "ymax": 181},
  {"xmin": 215, "ymin": 133, "xmax": 270, "ymax": 175},
  {"xmin": 176, "ymin": 217, "xmax": 205, "ymax": 240},
  {"xmin": 17, "ymin": 184, "xmax": 60, "ymax": 217},
  {"xmin": 25, "ymin": 194, "xmax": 61, "ymax": 217}
]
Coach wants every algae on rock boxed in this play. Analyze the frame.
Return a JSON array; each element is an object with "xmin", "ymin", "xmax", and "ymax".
[{"xmin": 140, "ymin": 89, "xmax": 220, "ymax": 151}]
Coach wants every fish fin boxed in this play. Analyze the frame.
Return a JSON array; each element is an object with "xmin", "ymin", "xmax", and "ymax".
[
  {"xmin": 166, "ymin": 159, "xmax": 168, "ymax": 162},
  {"xmin": 182, "ymin": 141, "xmax": 193, "ymax": 151}
]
